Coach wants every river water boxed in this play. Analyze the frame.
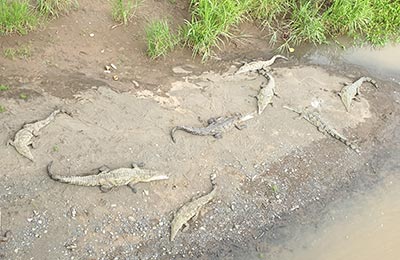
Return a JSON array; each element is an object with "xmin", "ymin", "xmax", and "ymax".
[{"xmin": 265, "ymin": 44, "xmax": 400, "ymax": 260}]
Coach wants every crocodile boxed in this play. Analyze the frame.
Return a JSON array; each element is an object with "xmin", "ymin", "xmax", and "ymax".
[
  {"xmin": 283, "ymin": 106, "xmax": 359, "ymax": 152},
  {"xmin": 170, "ymin": 112, "xmax": 255, "ymax": 143},
  {"xmin": 236, "ymin": 55, "xmax": 288, "ymax": 74},
  {"xmin": 256, "ymin": 70, "xmax": 277, "ymax": 114},
  {"xmin": 7, "ymin": 109, "xmax": 66, "ymax": 161},
  {"xmin": 47, "ymin": 161, "xmax": 169, "ymax": 192},
  {"xmin": 170, "ymin": 175, "xmax": 217, "ymax": 241},
  {"xmin": 338, "ymin": 77, "xmax": 378, "ymax": 112}
]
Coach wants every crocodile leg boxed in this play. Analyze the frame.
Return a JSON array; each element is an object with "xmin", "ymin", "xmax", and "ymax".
[
  {"xmin": 131, "ymin": 162, "xmax": 145, "ymax": 168},
  {"xmin": 235, "ymin": 123, "xmax": 247, "ymax": 130},
  {"xmin": 99, "ymin": 184, "xmax": 113, "ymax": 193},
  {"xmin": 30, "ymin": 139, "xmax": 39, "ymax": 149},
  {"xmin": 128, "ymin": 182, "xmax": 138, "ymax": 193},
  {"xmin": 98, "ymin": 165, "xmax": 111, "ymax": 173},
  {"xmin": 213, "ymin": 133, "xmax": 223, "ymax": 139}
]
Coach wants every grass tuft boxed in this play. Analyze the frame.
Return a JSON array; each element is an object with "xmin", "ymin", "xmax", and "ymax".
[
  {"xmin": 111, "ymin": 0, "xmax": 141, "ymax": 24},
  {"xmin": 0, "ymin": 0, "xmax": 38, "ymax": 35},
  {"xmin": 19, "ymin": 93, "xmax": 28, "ymax": 100},
  {"xmin": 146, "ymin": 20, "xmax": 177, "ymax": 59},
  {"xmin": 183, "ymin": 0, "xmax": 251, "ymax": 60},
  {"xmin": 0, "ymin": 84, "xmax": 9, "ymax": 91},
  {"xmin": 0, "ymin": 105, "xmax": 6, "ymax": 113},
  {"xmin": 3, "ymin": 45, "xmax": 31, "ymax": 59},
  {"xmin": 288, "ymin": 1, "xmax": 327, "ymax": 46},
  {"xmin": 37, "ymin": 0, "xmax": 78, "ymax": 17}
]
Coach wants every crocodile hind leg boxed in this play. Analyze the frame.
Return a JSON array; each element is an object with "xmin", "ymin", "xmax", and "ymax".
[
  {"xmin": 99, "ymin": 184, "xmax": 113, "ymax": 193},
  {"xmin": 235, "ymin": 124, "xmax": 247, "ymax": 130}
]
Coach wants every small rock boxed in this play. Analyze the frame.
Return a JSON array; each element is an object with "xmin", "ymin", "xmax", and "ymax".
[
  {"xmin": 112, "ymin": 75, "xmax": 119, "ymax": 81},
  {"xmin": 143, "ymin": 190, "xmax": 149, "ymax": 196},
  {"xmin": 110, "ymin": 63, "xmax": 117, "ymax": 70},
  {"xmin": 70, "ymin": 207, "xmax": 77, "ymax": 219},
  {"xmin": 172, "ymin": 66, "xmax": 192, "ymax": 74},
  {"xmin": 131, "ymin": 80, "xmax": 139, "ymax": 87},
  {"xmin": 89, "ymin": 33, "xmax": 94, "ymax": 37}
]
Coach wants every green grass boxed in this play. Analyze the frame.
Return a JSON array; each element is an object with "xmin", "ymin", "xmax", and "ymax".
[
  {"xmin": 37, "ymin": 0, "xmax": 78, "ymax": 17},
  {"xmin": 177, "ymin": 0, "xmax": 400, "ymax": 59},
  {"xmin": 287, "ymin": 1, "xmax": 327, "ymax": 46},
  {"xmin": 145, "ymin": 20, "xmax": 177, "ymax": 59},
  {"xmin": 0, "ymin": 0, "xmax": 38, "ymax": 35},
  {"xmin": 0, "ymin": 84, "xmax": 9, "ymax": 91},
  {"xmin": 19, "ymin": 93, "xmax": 28, "ymax": 100},
  {"xmin": 3, "ymin": 45, "xmax": 31, "ymax": 59},
  {"xmin": 0, "ymin": 105, "xmax": 6, "ymax": 113},
  {"xmin": 111, "ymin": 0, "xmax": 141, "ymax": 24},
  {"xmin": 183, "ymin": 0, "xmax": 251, "ymax": 60}
]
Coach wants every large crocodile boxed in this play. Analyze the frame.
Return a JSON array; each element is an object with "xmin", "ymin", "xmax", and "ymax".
[
  {"xmin": 284, "ymin": 106, "xmax": 359, "ymax": 152},
  {"xmin": 236, "ymin": 55, "xmax": 288, "ymax": 74},
  {"xmin": 170, "ymin": 112, "xmax": 255, "ymax": 143},
  {"xmin": 7, "ymin": 109, "xmax": 67, "ymax": 161},
  {"xmin": 256, "ymin": 69, "xmax": 277, "ymax": 114},
  {"xmin": 170, "ymin": 175, "xmax": 217, "ymax": 241},
  {"xmin": 339, "ymin": 77, "xmax": 378, "ymax": 112},
  {"xmin": 47, "ymin": 162, "xmax": 169, "ymax": 192}
]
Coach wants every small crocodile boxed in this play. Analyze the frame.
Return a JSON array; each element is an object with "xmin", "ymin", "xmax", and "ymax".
[
  {"xmin": 7, "ymin": 109, "xmax": 66, "ymax": 161},
  {"xmin": 170, "ymin": 176, "xmax": 217, "ymax": 241},
  {"xmin": 47, "ymin": 162, "xmax": 169, "ymax": 192},
  {"xmin": 283, "ymin": 106, "xmax": 359, "ymax": 152},
  {"xmin": 236, "ymin": 55, "xmax": 288, "ymax": 74},
  {"xmin": 256, "ymin": 70, "xmax": 277, "ymax": 114},
  {"xmin": 170, "ymin": 112, "xmax": 255, "ymax": 143},
  {"xmin": 338, "ymin": 77, "xmax": 378, "ymax": 112}
]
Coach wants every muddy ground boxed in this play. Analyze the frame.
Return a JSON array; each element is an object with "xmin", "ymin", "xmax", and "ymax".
[{"xmin": 1, "ymin": 1, "xmax": 400, "ymax": 259}]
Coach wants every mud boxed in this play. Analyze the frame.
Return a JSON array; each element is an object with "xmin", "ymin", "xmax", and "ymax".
[{"xmin": 1, "ymin": 61, "xmax": 398, "ymax": 259}]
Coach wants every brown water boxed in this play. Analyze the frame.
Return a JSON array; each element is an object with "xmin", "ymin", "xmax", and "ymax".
[
  {"xmin": 299, "ymin": 43, "xmax": 400, "ymax": 84},
  {"xmin": 269, "ymin": 175, "xmax": 400, "ymax": 260},
  {"xmin": 265, "ymin": 44, "xmax": 400, "ymax": 260}
]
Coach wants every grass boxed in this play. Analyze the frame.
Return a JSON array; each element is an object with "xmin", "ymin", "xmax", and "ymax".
[
  {"xmin": 37, "ymin": 0, "xmax": 78, "ymax": 17},
  {"xmin": 0, "ymin": 105, "xmax": 6, "ymax": 113},
  {"xmin": 19, "ymin": 93, "xmax": 28, "ymax": 100},
  {"xmin": 3, "ymin": 45, "xmax": 31, "ymax": 59},
  {"xmin": 0, "ymin": 0, "xmax": 38, "ymax": 35},
  {"xmin": 0, "ymin": 84, "xmax": 9, "ymax": 91},
  {"xmin": 145, "ymin": 20, "xmax": 177, "ymax": 58},
  {"xmin": 111, "ymin": 0, "xmax": 141, "ymax": 24},
  {"xmin": 182, "ymin": 0, "xmax": 251, "ymax": 60},
  {"xmin": 175, "ymin": 0, "xmax": 400, "ymax": 59},
  {"xmin": 287, "ymin": 1, "xmax": 327, "ymax": 46}
]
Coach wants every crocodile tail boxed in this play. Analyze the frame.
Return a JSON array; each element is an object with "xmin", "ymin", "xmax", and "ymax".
[
  {"xmin": 365, "ymin": 77, "xmax": 379, "ymax": 89},
  {"xmin": 274, "ymin": 54, "xmax": 288, "ymax": 61},
  {"xmin": 170, "ymin": 127, "xmax": 179, "ymax": 143},
  {"xmin": 47, "ymin": 161, "xmax": 57, "ymax": 180},
  {"xmin": 171, "ymin": 126, "xmax": 203, "ymax": 143}
]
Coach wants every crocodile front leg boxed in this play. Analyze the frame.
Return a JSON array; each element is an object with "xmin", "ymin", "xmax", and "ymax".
[
  {"xmin": 213, "ymin": 133, "xmax": 223, "ymax": 139},
  {"xmin": 235, "ymin": 123, "xmax": 247, "ymax": 130},
  {"xmin": 128, "ymin": 182, "xmax": 138, "ymax": 193}
]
